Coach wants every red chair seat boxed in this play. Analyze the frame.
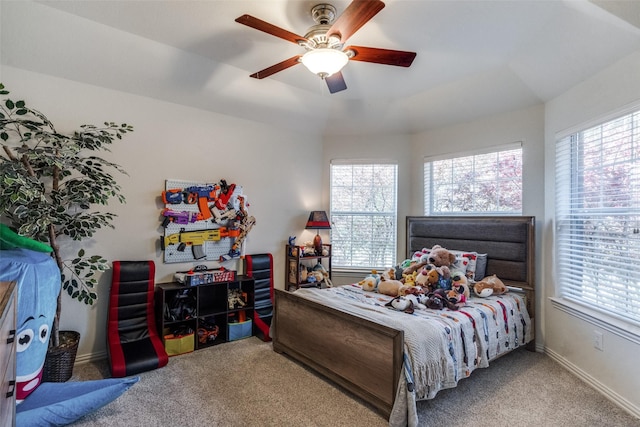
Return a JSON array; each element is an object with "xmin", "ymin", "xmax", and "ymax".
[{"xmin": 108, "ymin": 261, "xmax": 168, "ymax": 377}]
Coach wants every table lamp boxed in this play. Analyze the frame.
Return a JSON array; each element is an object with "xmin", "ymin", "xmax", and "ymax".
[{"xmin": 305, "ymin": 211, "xmax": 331, "ymax": 255}]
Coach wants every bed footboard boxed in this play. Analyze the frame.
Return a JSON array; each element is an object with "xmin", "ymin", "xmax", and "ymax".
[{"xmin": 273, "ymin": 289, "xmax": 403, "ymax": 418}]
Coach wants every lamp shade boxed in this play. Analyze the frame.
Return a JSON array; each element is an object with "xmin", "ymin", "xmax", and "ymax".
[
  {"xmin": 305, "ymin": 211, "xmax": 331, "ymax": 230},
  {"xmin": 300, "ymin": 48, "xmax": 349, "ymax": 78}
]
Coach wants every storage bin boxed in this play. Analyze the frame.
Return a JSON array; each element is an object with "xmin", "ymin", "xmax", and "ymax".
[
  {"xmin": 227, "ymin": 318, "xmax": 252, "ymax": 341},
  {"xmin": 164, "ymin": 332, "xmax": 195, "ymax": 356}
]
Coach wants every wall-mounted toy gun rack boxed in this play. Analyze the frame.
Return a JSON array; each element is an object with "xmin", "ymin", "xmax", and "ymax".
[{"xmin": 160, "ymin": 179, "xmax": 255, "ymax": 264}]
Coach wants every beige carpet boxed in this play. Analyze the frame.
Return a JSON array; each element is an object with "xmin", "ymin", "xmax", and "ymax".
[{"xmin": 70, "ymin": 338, "xmax": 639, "ymax": 426}]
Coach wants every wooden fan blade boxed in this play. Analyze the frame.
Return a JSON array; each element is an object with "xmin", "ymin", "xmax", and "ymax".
[
  {"xmin": 236, "ymin": 14, "xmax": 308, "ymax": 45},
  {"xmin": 250, "ymin": 56, "xmax": 302, "ymax": 79},
  {"xmin": 326, "ymin": 0, "xmax": 385, "ymax": 43},
  {"xmin": 345, "ymin": 45, "xmax": 416, "ymax": 67},
  {"xmin": 325, "ymin": 72, "xmax": 347, "ymax": 94}
]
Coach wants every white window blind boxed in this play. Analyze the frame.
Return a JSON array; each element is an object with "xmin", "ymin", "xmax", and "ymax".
[
  {"xmin": 556, "ymin": 108, "xmax": 640, "ymax": 326},
  {"xmin": 424, "ymin": 144, "xmax": 522, "ymax": 215},
  {"xmin": 330, "ymin": 161, "xmax": 397, "ymax": 269}
]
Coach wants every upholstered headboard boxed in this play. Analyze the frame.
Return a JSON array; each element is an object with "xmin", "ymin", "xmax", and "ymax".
[{"xmin": 406, "ymin": 216, "xmax": 535, "ymax": 291}]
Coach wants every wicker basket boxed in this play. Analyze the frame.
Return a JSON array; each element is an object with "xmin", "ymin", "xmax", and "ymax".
[{"xmin": 43, "ymin": 330, "xmax": 80, "ymax": 382}]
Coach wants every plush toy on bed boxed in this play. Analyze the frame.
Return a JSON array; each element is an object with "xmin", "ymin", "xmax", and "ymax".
[
  {"xmin": 402, "ymin": 270, "xmax": 417, "ymax": 286},
  {"xmin": 378, "ymin": 276, "xmax": 405, "ymax": 297},
  {"xmin": 359, "ymin": 270, "xmax": 381, "ymax": 292},
  {"xmin": 473, "ymin": 274, "xmax": 509, "ymax": 297},
  {"xmin": 415, "ymin": 266, "xmax": 439, "ymax": 290},
  {"xmin": 446, "ymin": 287, "xmax": 467, "ymax": 307},
  {"xmin": 451, "ymin": 272, "xmax": 470, "ymax": 299},
  {"xmin": 385, "ymin": 287, "xmax": 428, "ymax": 313},
  {"xmin": 385, "ymin": 295, "xmax": 415, "ymax": 314},
  {"xmin": 424, "ymin": 289, "xmax": 459, "ymax": 310},
  {"xmin": 401, "ymin": 285, "xmax": 428, "ymax": 309},
  {"xmin": 403, "ymin": 244, "xmax": 456, "ymax": 279}
]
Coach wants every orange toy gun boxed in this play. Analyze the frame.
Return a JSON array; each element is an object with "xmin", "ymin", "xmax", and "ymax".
[{"xmin": 184, "ymin": 185, "xmax": 218, "ymax": 220}]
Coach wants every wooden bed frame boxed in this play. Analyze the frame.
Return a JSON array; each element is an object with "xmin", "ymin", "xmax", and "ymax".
[{"xmin": 273, "ymin": 216, "xmax": 535, "ymax": 419}]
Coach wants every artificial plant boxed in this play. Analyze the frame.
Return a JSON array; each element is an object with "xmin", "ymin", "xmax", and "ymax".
[{"xmin": 0, "ymin": 83, "xmax": 133, "ymax": 347}]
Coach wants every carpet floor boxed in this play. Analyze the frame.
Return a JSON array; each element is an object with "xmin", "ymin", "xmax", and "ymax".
[{"xmin": 70, "ymin": 337, "xmax": 639, "ymax": 426}]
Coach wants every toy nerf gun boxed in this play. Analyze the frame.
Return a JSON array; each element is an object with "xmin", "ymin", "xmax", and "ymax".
[
  {"xmin": 162, "ymin": 227, "xmax": 241, "ymax": 260},
  {"xmin": 219, "ymin": 215, "xmax": 256, "ymax": 261},
  {"xmin": 215, "ymin": 180, "xmax": 236, "ymax": 210},
  {"xmin": 162, "ymin": 185, "xmax": 219, "ymax": 220},
  {"xmin": 184, "ymin": 185, "xmax": 218, "ymax": 220},
  {"xmin": 161, "ymin": 209, "xmax": 204, "ymax": 227}
]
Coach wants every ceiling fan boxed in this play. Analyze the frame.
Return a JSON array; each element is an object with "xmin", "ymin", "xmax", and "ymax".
[{"xmin": 235, "ymin": 0, "xmax": 416, "ymax": 94}]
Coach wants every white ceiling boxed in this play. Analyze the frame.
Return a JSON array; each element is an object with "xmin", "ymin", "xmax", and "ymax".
[{"xmin": 8, "ymin": 1, "xmax": 640, "ymax": 136}]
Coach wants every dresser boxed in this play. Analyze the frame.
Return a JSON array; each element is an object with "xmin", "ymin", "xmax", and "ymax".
[{"xmin": 0, "ymin": 281, "xmax": 17, "ymax": 427}]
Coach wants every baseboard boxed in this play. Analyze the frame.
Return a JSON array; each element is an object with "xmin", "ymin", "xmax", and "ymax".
[{"xmin": 545, "ymin": 347, "xmax": 640, "ymax": 419}]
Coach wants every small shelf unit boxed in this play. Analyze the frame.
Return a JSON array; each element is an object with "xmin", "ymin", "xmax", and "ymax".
[
  {"xmin": 285, "ymin": 244, "xmax": 332, "ymax": 291},
  {"xmin": 155, "ymin": 276, "xmax": 255, "ymax": 352}
]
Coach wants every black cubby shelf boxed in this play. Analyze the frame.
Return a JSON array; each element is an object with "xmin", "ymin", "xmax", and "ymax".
[{"xmin": 155, "ymin": 276, "xmax": 255, "ymax": 354}]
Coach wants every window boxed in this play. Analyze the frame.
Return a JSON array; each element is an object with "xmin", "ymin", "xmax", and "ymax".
[
  {"xmin": 424, "ymin": 144, "xmax": 523, "ymax": 215},
  {"xmin": 556, "ymin": 107, "xmax": 640, "ymax": 326},
  {"xmin": 330, "ymin": 161, "xmax": 397, "ymax": 269}
]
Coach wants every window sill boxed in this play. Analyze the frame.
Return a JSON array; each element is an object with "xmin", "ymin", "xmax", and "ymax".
[{"xmin": 549, "ymin": 297, "xmax": 640, "ymax": 345}]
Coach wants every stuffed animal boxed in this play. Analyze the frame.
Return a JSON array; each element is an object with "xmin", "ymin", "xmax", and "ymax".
[
  {"xmin": 473, "ymin": 274, "xmax": 508, "ymax": 297},
  {"xmin": 378, "ymin": 277, "xmax": 404, "ymax": 297},
  {"xmin": 451, "ymin": 272, "xmax": 470, "ymax": 299},
  {"xmin": 359, "ymin": 270, "xmax": 380, "ymax": 292},
  {"xmin": 312, "ymin": 263, "xmax": 333, "ymax": 288},
  {"xmin": 402, "ymin": 270, "xmax": 417, "ymax": 286},
  {"xmin": 402, "ymin": 260, "xmax": 428, "ymax": 276},
  {"xmin": 381, "ymin": 267, "xmax": 397, "ymax": 281},
  {"xmin": 411, "ymin": 248, "xmax": 430, "ymax": 263},
  {"xmin": 385, "ymin": 296, "xmax": 415, "ymax": 314},
  {"xmin": 425, "ymin": 294, "xmax": 444, "ymax": 310},
  {"xmin": 415, "ymin": 266, "xmax": 439, "ymax": 289},
  {"xmin": 400, "ymin": 285, "xmax": 427, "ymax": 310},
  {"xmin": 446, "ymin": 288, "xmax": 466, "ymax": 307},
  {"xmin": 288, "ymin": 236, "xmax": 297, "ymax": 255},
  {"xmin": 425, "ymin": 289, "xmax": 459, "ymax": 310},
  {"xmin": 302, "ymin": 241, "xmax": 316, "ymax": 256},
  {"xmin": 427, "ymin": 245, "xmax": 456, "ymax": 270}
]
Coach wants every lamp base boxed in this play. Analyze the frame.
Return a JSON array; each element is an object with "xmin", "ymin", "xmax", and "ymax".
[{"xmin": 313, "ymin": 233, "xmax": 323, "ymax": 256}]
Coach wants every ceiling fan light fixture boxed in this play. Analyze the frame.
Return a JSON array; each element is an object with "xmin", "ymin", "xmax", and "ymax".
[{"xmin": 301, "ymin": 48, "xmax": 349, "ymax": 79}]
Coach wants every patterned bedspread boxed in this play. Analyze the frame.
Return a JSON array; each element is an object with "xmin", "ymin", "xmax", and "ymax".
[{"xmin": 293, "ymin": 284, "xmax": 533, "ymax": 426}]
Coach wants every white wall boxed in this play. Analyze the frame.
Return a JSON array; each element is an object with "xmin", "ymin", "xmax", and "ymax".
[
  {"xmin": 1, "ymin": 67, "xmax": 323, "ymax": 359},
  {"xmin": 544, "ymin": 50, "xmax": 640, "ymax": 416}
]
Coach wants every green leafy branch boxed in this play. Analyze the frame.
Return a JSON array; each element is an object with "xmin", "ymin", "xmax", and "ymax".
[{"xmin": 0, "ymin": 83, "xmax": 133, "ymax": 347}]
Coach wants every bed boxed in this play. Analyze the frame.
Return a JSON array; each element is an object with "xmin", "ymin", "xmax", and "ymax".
[{"xmin": 272, "ymin": 216, "xmax": 535, "ymax": 426}]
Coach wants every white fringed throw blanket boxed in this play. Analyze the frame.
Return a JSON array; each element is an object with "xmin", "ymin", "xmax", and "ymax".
[{"xmin": 293, "ymin": 285, "xmax": 532, "ymax": 427}]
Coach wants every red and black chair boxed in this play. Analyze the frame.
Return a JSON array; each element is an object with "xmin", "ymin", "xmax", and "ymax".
[
  {"xmin": 107, "ymin": 261, "xmax": 168, "ymax": 377},
  {"xmin": 244, "ymin": 254, "xmax": 273, "ymax": 342}
]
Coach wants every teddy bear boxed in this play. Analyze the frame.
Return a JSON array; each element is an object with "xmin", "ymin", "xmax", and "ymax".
[
  {"xmin": 402, "ymin": 244, "xmax": 457, "ymax": 277},
  {"xmin": 473, "ymin": 274, "xmax": 508, "ymax": 297},
  {"xmin": 427, "ymin": 245, "xmax": 456, "ymax": 272}
]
